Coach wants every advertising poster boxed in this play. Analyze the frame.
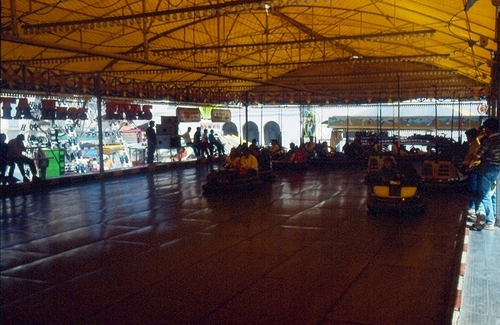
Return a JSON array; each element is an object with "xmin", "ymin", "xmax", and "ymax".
[
  {"xmin": 176, "ymin": 107, "xmax": 200, "ymax": 122},
  {"xmin": 303, "ymin": 110, "xmax": 316, "ymax": 138},
  {"xmin": 328, "ymin": 116, "xmax": 480, "ymax": 130},
  {"xmin": 211, "ymin": 109, "xmax": 231, "ymax": 122}
]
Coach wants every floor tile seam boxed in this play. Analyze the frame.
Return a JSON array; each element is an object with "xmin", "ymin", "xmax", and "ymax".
[
  {"xmin": 0, "ymin": 221, "xmax": 142, "ymax": 250},
  {"xmin": 280, "ymin": 224, "xmax": 326, "ymax": 231},
  {"xmin": 369, "ymin": 259, "xmax": 458, "ymax": 271},
  {"xmin": 2, "ymin": 235, "xmax": 184, "ymax": 308},
  {"xmin": 0, "ymin": 249, "xmax": 50, "ymax": 272},
  {"xmin": 0, "ymin": 234, "xmax": 113, "ymax": 254},
  {"xmin": 2, "ymin": 235, "xmax": 206, "ymax": 310},
  {"xmin": 0, "ymin": 275, "xmax": 51, "ymax": 308},
  {"xmin": 192, "ymin": 243, "xmax": 317, "ymax": 324},
  {"xmin": 151, "ymin": 230, "xmax": 262, "ymax": 272},
  {"xmin": 320, "ymin": 238, "xmax": 386, "ymax": 320},
  {"xmin": 0, "ymin": 276, "xmax": 60, "ymax": 307},
  {"xmin": 0, "ymin": 273, "xmax": 48, "ymax": 285},
  {"xmin": 72, "ymin": 232, "xmax": 305, "ymax": 324},
  {"xmin": 162, "ymin": 221, "xmax": 321, "ymax": 279},
  {"xmin": 0, "ymin": 246, "xmax": 52, "ymax": 257},
  {"xmin": 0, "ymin": 238, "xmax": 147, "ymax": 275}
]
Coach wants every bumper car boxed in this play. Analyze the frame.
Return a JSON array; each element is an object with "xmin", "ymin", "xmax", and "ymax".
[
  {"xmin": 272, "ymin": 149, "xmax": 309, "ymax": 170},
  {"xmin": 367, "ymin": 180, "xmax": 425, "ymax": 215},
  {"xmin": 365, "ymin": 154, "xmax": 422, "ymax": 186},
  {"xmin": 202, "ymin": 169, "xmax": 274, "ymax": 195},
  {"xmin": 420, "ymin": 158, "xmax": 467, "ymax": 189},
  {"xmin": 308, "ymin": 152, "xmax": 350, "ymax": 167}
]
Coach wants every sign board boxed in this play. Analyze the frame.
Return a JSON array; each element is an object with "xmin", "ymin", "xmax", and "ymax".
[
  {"xmin": 211, "ymin": 109, "xmax": 231, "ymax": 122},
  {"xmin": 328, "ymin": 116, "xmax": 480, "ymax": 130},
  {"xmin": 176, "ymin": 107, "xmax": 200, "ymax": 122}
]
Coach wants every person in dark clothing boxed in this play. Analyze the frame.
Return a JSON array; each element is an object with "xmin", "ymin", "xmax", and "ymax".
[
  {"xmin": 0, "ymin": 133, "xmax": 10, "ymax": 184},
  {"xmin": 7, "ymin": 134, "xmax": 39, "ymax": 182},
  {"xmin": 200, "ymin": 129, "xmax": 210, "ymax": 158},
  {"xmin": 376, "ymin": 156, "xmax": 401, "ymax": 184},
  {"xmin": 193, "ymin": 127, "xmax": 202, "ymax": 158},
  {"xmin": 468, "ymin": 117, "xmax": 500, "ymax": 231},
  {"xmin": 208, "ymin": 130, "xmax": 224, "ymax": 157},
  {"xmin": 145, "ymin": 121, "xmax": 157, "ymax": 164}
]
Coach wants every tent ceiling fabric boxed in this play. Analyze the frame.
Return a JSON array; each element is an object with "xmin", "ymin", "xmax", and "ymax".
[{"xmin": 1, "ymin": 0, "xmax": 497, "ymax": 104}]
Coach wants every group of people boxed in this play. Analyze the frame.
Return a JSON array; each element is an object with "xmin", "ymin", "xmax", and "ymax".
[
  {"xmin": 371, "ymin": 117, "xmax": 500, "ymax": 231},
  {"xmin": 144, "ymin": 122, "xmax": 226, "ymax": 164},
  {"xmin": 1, "ymin": 133, "xmax": 42, "ymax": 184},
  {"xmin": 189, "ymin": 127, "xmax": 225, "ymax": 159},
  {"xmin": 222, "ymin": 144, "xmax": 271, "ymax": 176},
  {"xmin": 266, "ymin": 138, "xmax": 334, "ymax": 161},
  {"xmin": 462, "ymin": 117, "xmax": 500, "ymax": 230}
]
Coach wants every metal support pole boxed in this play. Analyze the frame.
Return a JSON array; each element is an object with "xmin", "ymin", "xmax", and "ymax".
[
  {"xmin": 434, "ymin": 86, "xmax": 439, "ymax": 153},
  {"xmin": 245, "ymin": 92, "xmax": 249, "ymax": 143},
  {"xmin": 95, "ymin": 73, "xmax": 104, "ymax": 173},
  {"xmin": 10, "ymin": 0, "xmax": 19, "ymax": 36},
  {"xmin": 492, "ymin": 7, "xmax": 500, "ymax": 117},
  {"xmin": 397, "ymin": 75, "xmax": 401, "ymax": 140}
]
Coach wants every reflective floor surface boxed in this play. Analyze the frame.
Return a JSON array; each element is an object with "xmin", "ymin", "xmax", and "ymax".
[{"xmin": 1, "ymin": 163, "xmax": 470, "ymax": 324}]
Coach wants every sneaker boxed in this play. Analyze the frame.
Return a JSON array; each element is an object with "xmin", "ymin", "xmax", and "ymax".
[
  {"xmin": 471, "ymin": 222, "xmax": 485, "ymax": 231},
  {"xmin": 467, "ymin": 208, "xmax": 476, "ymax": 217},
  {"xmin": 466, "ymin": 214, "xmax": 477, "ymax": 223},
  {"xmin": 484, "ymin": 224, "xmax": 495, "ymax": 231}
]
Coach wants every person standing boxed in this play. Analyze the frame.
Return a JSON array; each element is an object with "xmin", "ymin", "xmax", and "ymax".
[
  {"xmin": 181, "ymin": 127, "xmax": 198, "ymax": 157},
  {"xmin": 462, "ymin": 128, "xmax": 482, "ymax": 218},
  {"xmin": 193, "ymin": 127, "xmax": 202, "ymax": 158},
  {"xmin": 145, "ymin": 121, "xmax": 157, "ymax": 164},
  {"xmin": 1, "ymin": 133, "xmax": 10, "ymax": 184},
  {"xmin": 200, "ymin": 129, "xmax": 210, "ymax": 158},
  {"xmin": 181, "ymin": 127, "xmax": 192, "ymax": 145},
  {"xmin": 208, "ymin": 130, "xmax": 224, "ymax": 157},
  {"xmin": 469, "ymin": 117, "xmax": 500, "ymax": 231},
  {"xmin": 7, "ymin": 134, "xmax": 39, "ymax": 182},
  {"xmin": 35, "ymin": 149, "xmax": 49, "ymax": 179}
]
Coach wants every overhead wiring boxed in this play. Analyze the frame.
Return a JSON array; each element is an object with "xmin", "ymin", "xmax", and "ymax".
[
  {"xmin": 19, "ymin": 0, "xmax": 66, "ymax": 17},
  {"xmin": 78, "ymin": 0, "xmax": 122, "ymax": 9}
]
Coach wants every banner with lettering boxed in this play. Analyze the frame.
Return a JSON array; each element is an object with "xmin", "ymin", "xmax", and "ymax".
[
  {"xmin": 211, "ymin": 109, "xmax": 231, "ymax": 122},
  {"xmin": 176, "ymin": 107, "xmax": 201, "ymax": 122}
]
